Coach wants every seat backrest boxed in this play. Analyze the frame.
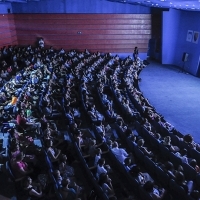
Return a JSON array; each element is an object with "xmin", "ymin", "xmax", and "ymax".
[
  {"xmin": 196, "ymin": 173, "xmax": 200, "ymax": 187},
  {"xmin": 159, "ymin": 143, "xmax": 170, "ymax": 160},
  {"xmin": 190, "ymin": 148, "xmax": 200, "ymax": 165},
  {"xmin": 169, "ymin": 179, "xmax": 187, "ymax": 200},
  {"xmin": 134, "ymin": 146, "xmax": 145, "ymax": 163},
  {"xmin": 139, "ymin": 185, "xmax": 154, "ymax": 200},
  {"xmin": 144, "ymin": 156, "xmax": 156, "ymax": 178},
  {"xmin": 6, "ymin": 161, "xmax": 15, "ymax": 182},
  {"xmin": 169, "ymin": 152, "xmax": 182, "ymax": 168},
  {"xmin": 182, "ymin": 162, "xmax": 196, "ymax": 180},
  {"xmin": 155, "ymin": 166, "xmax": 170, "ymax": 188}
]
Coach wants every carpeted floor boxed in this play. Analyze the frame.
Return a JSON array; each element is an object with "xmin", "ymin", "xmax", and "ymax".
[{"xmin": 139, "ymin": 60, "xmax": 200, "ymax": 144}]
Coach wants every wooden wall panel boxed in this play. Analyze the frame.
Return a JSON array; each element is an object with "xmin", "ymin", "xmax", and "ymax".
[
  {"xmin": 0, "ymin": 15, "xmax": 18, "ymax": 48},
  {"xmin": 14, "ymin": 14, "xmax": 151, "ymax": 53}
]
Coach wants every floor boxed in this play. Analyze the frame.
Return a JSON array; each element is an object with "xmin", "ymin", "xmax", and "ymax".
[{"xmin": 139, "ymin": 60, "xmax": 200, "ymax": 143}]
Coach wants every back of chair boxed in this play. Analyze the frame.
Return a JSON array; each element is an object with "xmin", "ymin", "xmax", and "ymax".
[
  {"xmin": 169, "ymin": 179, "xmax": 188, "ymax": 200},
  {"xmin": 169, "ymin": 152, "xmax": 182, "ymax": 168},
  {"xmin": 6, "ymin": 161, "xmax": 15, "ymax": 182},
  {"xmin": 134, "ymin": 146, "xmax": 145, "ymax": 163},
  {"xmin": 139, "ymin": 185, "xmax": 154, "ymax": 200},
  {"xmin": 155, "ymin": 166, "xmax": 170, "ymax": 189},
  {"xmin": 182, "ymin": 162, "xmax": 196, "ymax": 180}
]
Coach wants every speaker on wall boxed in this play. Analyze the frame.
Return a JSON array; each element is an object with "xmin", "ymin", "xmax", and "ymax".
[{"xmin": 182, "ymin": 52, "xmax": 189, "ymax": 62}]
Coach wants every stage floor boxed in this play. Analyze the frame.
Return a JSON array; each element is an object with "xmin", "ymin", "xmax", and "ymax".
[{"xmin": 139, "ymin": 61, "xmax": 200, "ymax": 143}]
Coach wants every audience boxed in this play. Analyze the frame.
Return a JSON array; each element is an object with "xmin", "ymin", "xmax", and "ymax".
[{"xmin": 1, "ymin": 44, "xmax": 200, "ymax": 200}]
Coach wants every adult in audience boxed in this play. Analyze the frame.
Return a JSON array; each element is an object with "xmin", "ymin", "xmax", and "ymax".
[
  {"xmin": 98, "ymin": 173, "xmax": 116, "ymax": 199},
  {"xmin": 175, "ymin": 171, "xmax": 193, "ymax": 194},
  {"xmin": 22, "ymin": 176, "xmax": 43, "ymax": 199},
  {"xmin": 60, "ymin": 178, "xmax": 80, "ymax": 200},
  {"xmin": 11, "ymin": 152, "xmax": 33, "ymax": 180},
  {"xmin": 111, "ymin": 141, "xmax": 133, "ymax": 164},
  {"xmin": 143, "ymin": 181, "xmax": 166, "ymax": 200}
]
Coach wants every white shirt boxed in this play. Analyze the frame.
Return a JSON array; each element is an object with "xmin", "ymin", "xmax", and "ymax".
[
  {"xmin": 111, "ymin": 147, "xmax": 128, "ymax": 163},
  {"xmin": 96, "ymin": 164, "xmax": 107, "ymax": 179}
]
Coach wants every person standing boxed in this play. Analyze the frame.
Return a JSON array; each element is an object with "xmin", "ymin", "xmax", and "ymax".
[{"xmin": 134, "ymin": 47, "xmax": 139, "ymax": 61}]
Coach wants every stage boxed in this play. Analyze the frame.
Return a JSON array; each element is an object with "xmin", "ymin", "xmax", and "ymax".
[{"xmin": 139, "ymin": 60, "xmax": 200, "ymax": 143}]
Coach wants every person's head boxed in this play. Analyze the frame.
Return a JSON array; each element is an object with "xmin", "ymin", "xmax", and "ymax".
[
  {"xmin": 98, "ymin": 158, "xmax": 105, "ymax": 166},
  {"xmin": 107, "ymin": 140, "xmax": 113, "ymax": 147},
  {"xmin": 183, "ymin": 134, "xmax": 193, "ymax": 143},
  {"xmin": 190, "ymin": 190, "xmax": 200, "ymax": 200},
  {"xmin": 90, "ymin": 139, "xmax": 96, "ymax": 146},
  {"xmin": 181, "ymin": 148, "xmax": 187, "ymax": 156},
  {"xmin": 98, "ymin": 173, "xmax": 109, "ymax": 185},
  {"xmin": 125, "ymin": 129, "xmax": 133, "ymax": 137},
  {"xmin": 112, "ymin": 141, "xmax": 118, "ymax": 148},
  {"xmin": 143, "ymin": 181, "xmax": 154, "ymax": 192},
  {"xmin": 165, "ymin": 161, "xmax": 174, "ymax": 171},
  {"xmin": 95, "ymin": 148, "xmax": 102, "ymax": 155},
  {"xmin": 61, "ymin": 178, "xmax": 70, "ymax": 188},
  {"xmin": 137, "ymin": 139, "xmax": 144, "ymax": 147},
  {"xmin": 175, "ymin": 171, "xmax": 185, "ymax": 183},
  {"xmin": 14, "ymin": 143, "xmax": 20, "ymax": 151},
  {"xmin": 164, "ymin": 136, "xmax": 171, "ymax": 144},
  {"xmin": 46, "ymin": 139, "xmax": 53, "ymax": 148},
  {"xmin": 124, "ymin": 158, "xmax": 131, "ymax": 166},
  {"xmin": 96, "ymin": 120, "xmax": 102, "ymax": 126},
  {"xmin": 54, "ymin": 169, "xmax": 61, "ymax": 177},
  {"xmin": 190, "ymin": 159, "xmax": 197, "ymax": 168},
  {"xmin": 177, "ymin": 165, "xmax": 184, "ymax": 172},
  {"xmin": 23, "ymin": 176, "xmax": 32, "ymax": 187},
  {"xmin": 60, "ymin": 154, "xmax": 67, "ymax": 163},
  {"xmin": 16, "ymin": 152, "xmax": 25, "ymax": 161}
]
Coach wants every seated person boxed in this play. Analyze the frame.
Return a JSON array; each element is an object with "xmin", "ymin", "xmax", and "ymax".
[
  {"xmin": 105, "ymin": 103, "xmax": 123, "ymax": 122},
  {"xmin": 96, "ymin": 158, "xmax": 111, "ymax": 180},
  {"xmin": 59, "ymin": 154, "xmax": 75, "ymax": 178},
  {"xmin": 59, "ymin": 178, "xmax": 81, "ymax": 200},
  {"xmin": 16, "ymin": 110, "xmax": 41, "ymax": 133},
  {"xmin": 143, "ymin": 181, "xmax": 166, "ymax": 200},
  {"xmin": 161, "ymin": 136, "xmax": 179, "ymax": 152},
  {"xmin": 11, "ymin": 152, "xmax": 33, "ymax": 180},
  {"xmin": 161, "ymin": 161, "xmax": 176, "ymax": 179},
  {"xmin": 116, "ymin": 119, "xmax": 128, "ymax": 134},
  {"xmin": 98, "ymin": 173, "xmax": 116, "ymax": 199},
  {"xmin": 189, "ymin": 159, "xmax": 200, "ymax": 173},
  {"xmin": 182, "ymin": 134, "xmax": 200, "ymax": 151},
  {"xmin": 87, "ymin": 105, "xmax": 104, "ymax": 123},
  {"xmin": 175, "ymin": 148, "xmax": 189, "ymax": 164},
  {"xmin": 22, "ymin": 176, "xmax": 43, "ymax": 199},
  {"xmin": 137, "ymin": 139, "xmax": 154, "ymax": 157},
  {"xmin": 95, "ymin": 121, "xmax": 113, "ymax": 141},
  {"xmin": 88, "ymin": 139, "xmax": 104, "ymax": 158},
  {"xmin": 46, "ymin": 139, "xmax": 62, "ymax": 162},
  {"xmin": 111, "ymin": 141, "xmax": 133, "ymax": 164},
  {"xmin": 129, "ymin": 165, "xmax": 153, "ymax": 186},
  {"xmin": 175, "ymin": 171, "xmax": 193, "ymax": 194}
]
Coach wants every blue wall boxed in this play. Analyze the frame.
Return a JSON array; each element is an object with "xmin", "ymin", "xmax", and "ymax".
[
  {"xmin": 162, "ymin": 9, "xmax": 180, "ymax": 65},
  {"xmin": 0, "ymin": 2, "xmax": 12, "ymax": 14},
  {"xmin": 162, "ymin": 9, "xmax": 200, "ymax": 76},
  {"xmin": 11, "ymin": 0, "xmax": 151, "ymax": 14}
]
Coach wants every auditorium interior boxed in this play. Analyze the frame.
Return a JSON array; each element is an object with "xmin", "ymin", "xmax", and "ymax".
[{"xmin": 0, "ymin": 0, "xmax": 200, "ymax": 199}]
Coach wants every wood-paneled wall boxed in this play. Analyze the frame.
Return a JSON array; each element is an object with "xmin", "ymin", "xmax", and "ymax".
[
  {"xmin": 0, "ymin": 14, "xmax": 17, "ymax": 48},
  {"xmin": 13, "ymin": 14, "xmax": 151, "ymax": 53}
]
